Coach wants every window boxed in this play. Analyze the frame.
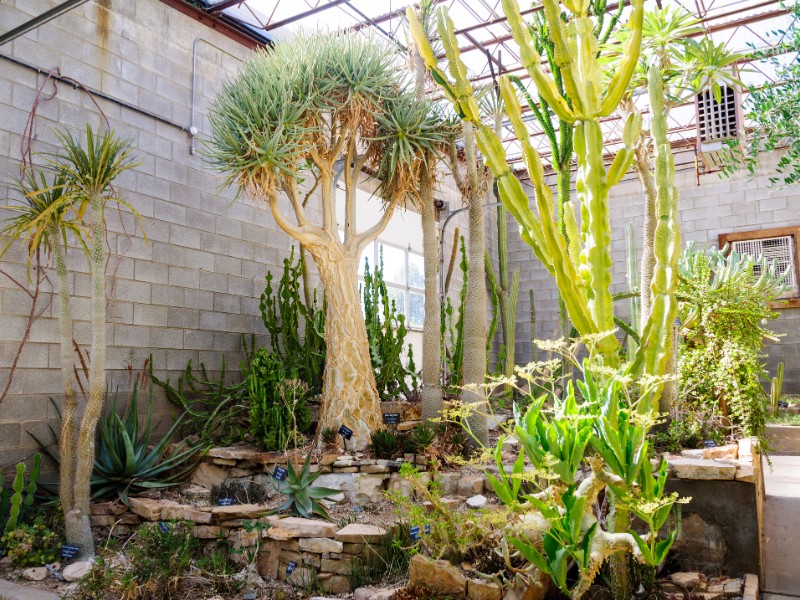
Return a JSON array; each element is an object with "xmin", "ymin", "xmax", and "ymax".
[
  {"xmin": 719, "ymin": 226, "xmax": 800, "ymax": 306},
  {"xmin": 360, "ymin": 241, "xmax": 425, "ymax": 329}
]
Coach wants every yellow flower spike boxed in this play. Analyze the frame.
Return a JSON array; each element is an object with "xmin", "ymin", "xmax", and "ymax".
[
  {"xmin": 501, "ymin": 0, "xmax": 575, "ymax": 123},
  {"xmin": 607, "ymin": 112, "xmax": 642, "ymax": 187},
  {"xmin": 600, "ymin": 0, "xmax": 645, "ymax": 116}
]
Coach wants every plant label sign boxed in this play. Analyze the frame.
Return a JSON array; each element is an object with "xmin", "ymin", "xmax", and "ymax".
[
  {"xmin": 409, "ymin": 524, "xmax": 430, "ymax": 541},
  {"xmin": 702, "ymin": 440, "xmax": 717, "ymax": 448},
  {"xmin": 339, "ymin": 424, "xmax": 353, "ymax": 440},
  {"xmin": 383, "ymin": 413, "xmax": 401, "ymax": 425},
  {"xmin": 273, "ymin": 466, "xmax": 288, "ymax": 481},
  {"xmin": 60, "ymin": 545, "xmax": 80, "ymax": 559},
  {"xmin": 218, "ymin": 497, "xmax": 235, "ymax": 506},
  {"xmin": 159, "ymin": 522, "xmax": 171, "ymax": 533},
  {"xmin": 286, "ymin": 561, "xmax": 297, "ymax": 575}
]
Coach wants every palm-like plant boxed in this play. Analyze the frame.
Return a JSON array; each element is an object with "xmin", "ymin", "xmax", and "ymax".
[
  {"xmin": 0, "ymin": 168, "xmax": 86, "ymax": 545},
  {"xmin": 52, "ymin": 125, "xmax": 139, "ymax": 558},
  {"xmin": 207, "ymin": 32, "xmax": 450, "ymax": 448}
]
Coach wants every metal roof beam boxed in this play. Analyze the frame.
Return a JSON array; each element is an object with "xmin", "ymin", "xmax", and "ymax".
[
  {"xmin": 261, "ymin": 0, "xmax": 352, "ymax": 31},
  {"xmin": 0, "ymin": 0, "xmax": 89, "ymax": 47}
]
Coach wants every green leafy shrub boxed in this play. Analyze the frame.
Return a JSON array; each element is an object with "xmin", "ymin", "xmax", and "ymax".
[
  {"xmin": 271, "ymin": 454, "xmax": 338, "ymax": 520},
  {"xmin": 260, "ymin": 246, "xmax": 326, "ymax": 396},
  {"xmin": 371, "ymin": 428, "xmax": 403, "ymax": 459},
  {"xmin": 363, "ymin": 251, "xmax": 418, "ymax": 400},
  {"xmin": 75, "ymin": 522, "xmax": 243, "ymax": 600},
  {"xmin": 412, "ymin": 422, "xmax": 436, "ymax": 452},
  {"xmin": 0, "ymin": 518, "xmax": 59, "ymax": 566},
  {"xmin": 321, "ymin": 427, "xmax": 339, "ymax": 447},
  {"xmin": 94, "ymin": 384, "xmax": 202, "ymax": 503},
  {"xmin": 150, "ymin": 347, "xmax": 250, "ymax": 447},
  {"xmin": 248, "ymin": 349, "xmax": 312, "ymax": 451},
  {"xmin": 1, "ymin": 453, "xmax": 40, "ymax": 535},
  {"xmin": 678, "ymin": 243, "xmax": 787, "ymax": 438}
]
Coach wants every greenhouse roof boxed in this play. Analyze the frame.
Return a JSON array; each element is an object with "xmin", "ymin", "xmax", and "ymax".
[{"xmin": 197, "ymin": 0, "xmax": 795, "ymax": 173}]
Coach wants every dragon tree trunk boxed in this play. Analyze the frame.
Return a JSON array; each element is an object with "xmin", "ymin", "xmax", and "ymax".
[{"xmin": 311, "ymin": 246, "xmax": 382, "ymax": 448}]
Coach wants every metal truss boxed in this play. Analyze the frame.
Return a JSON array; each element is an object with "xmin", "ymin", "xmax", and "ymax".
[{"xmin": 180, "ymin": 0, "xmax": 795, "ymax": 175}]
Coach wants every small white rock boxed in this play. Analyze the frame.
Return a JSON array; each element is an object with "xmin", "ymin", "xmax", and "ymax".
[
  {"xmin": 22, "ymin": 566, "xmax": 49, "ymax": 581},
  {"xmin": 466, "ymin": 494, "xmax": 487, "ymax": 508},
  {"xmin": 63, "ymin": 560, "xmax": 94, "ymax": 582}
]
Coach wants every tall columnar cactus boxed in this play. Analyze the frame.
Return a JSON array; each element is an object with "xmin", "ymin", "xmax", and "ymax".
[
  {"xmin": 625, "ymin": 223, "xmax": 641, "ymax": 357},
  {"xmin": 630, "ymin": 66, "xmax": 681, "ymax": 412},
  {"xmin": 408, "ymin": 0, "xmax": 645, "ymax": 367},
  {"xmin": 1, "ymin": 454, "xmax": 40, "ymax": 535},
  {"xmin": 485, "ymin": 198, "xmax": 520, "ymax": 382}
]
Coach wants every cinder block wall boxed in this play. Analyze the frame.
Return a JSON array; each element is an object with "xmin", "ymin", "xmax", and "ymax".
[
  {"xmin": 0, "ymin": 0, "xmax": 291, "ymax": 468},
  {"xmin": 510, "ymin": 150, "xmax": 800, "ymax": 392}
]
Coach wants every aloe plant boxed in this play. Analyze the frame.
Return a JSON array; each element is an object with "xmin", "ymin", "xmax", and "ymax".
[
  {"xmin": 270, "ymin": 454, "xmax": 339, "ymax": 521},
  {"xmin": 93, "ymin": 384, "xmax": 202, "ymax": 504}
]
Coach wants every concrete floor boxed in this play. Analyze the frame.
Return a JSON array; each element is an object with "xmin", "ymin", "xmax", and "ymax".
[{"xmin": 763, "ymin": 455, "xmax": 800, "ymax": 597}]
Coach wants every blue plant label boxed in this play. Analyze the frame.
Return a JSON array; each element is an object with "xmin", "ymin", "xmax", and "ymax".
[
  {"xmin": 674, "ymin": 317, "xmax": 682, "ymax": 326},
  {"xmin": 409, "ymin": 524, "xmax": 430, "ymax": 541},
  {"xmin": 383, "ymin": 413, "xmax": 401, "ymax": 425},
  {"xmin": 218, "ymin": 497, "xmax": 235, "ymax": 506},
  {"xmin": 273, "ymin": 466, "xmax": 288, "ymax": 481},
  {"xmin": 702, "ymin": 439, "xmax": 717, "ymax": 448},
  {"xmin": 286, "ymin": 561, "xmax": 297, "ymax": 575},
  {"xmin": 243, "ymin": 593, "xmax": 257, "ymax": 600},
  {"xmin": 778, "ymin": 400, "xmax": 789, "ymax": 408},
  {"xmin": 339, "ymin": 424, "xmax": 354, "ymax": 440},
  {"xmin": 159, "ymin": 522, "xmax": 171, "ymax": 533},
  {"xmin": 60, "ymin": 545, "xmax": 80, "ymax": 559}
]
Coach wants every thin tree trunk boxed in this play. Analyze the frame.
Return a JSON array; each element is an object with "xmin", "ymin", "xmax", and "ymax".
[
  {"xmin": 462, "ymin": 124, "xmax": 488, "ymax": 445},
  {"xmin": 413, "ymin": 42, "xmax": 443, "ymax": 421},
  {"xmin": 52, "ymin": 230, "xmax": 78, "ymax": 521},
  {"xmin": 420, "ymin": 166, "xmax": 442, "ymax": 420},
  {"xmin": 67, "ymin": 194, "xmax": 105, "ymax": 559},
  {"xmin": 312, "ymin": 247, "xmax": 382, "ymax": 449},
  {"xmin": 634, "ymin": 143, "xmax": 657, "ymax": 333}
]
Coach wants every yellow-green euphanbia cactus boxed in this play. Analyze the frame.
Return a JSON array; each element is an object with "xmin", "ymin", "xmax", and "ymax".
[{"xmin": 408, "ymin": 0, "xmax": 645, "ymax": 364}]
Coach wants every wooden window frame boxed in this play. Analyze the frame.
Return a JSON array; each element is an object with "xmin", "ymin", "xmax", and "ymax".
[{"xmin": 719, "ymin": 225, "xmax": 800, "ymax": 309}]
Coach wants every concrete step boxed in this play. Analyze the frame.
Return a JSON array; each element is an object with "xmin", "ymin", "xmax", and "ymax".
[
  {"xmin": 767, "ymin": 425, "xmax": 800, "ymax": 455},
  {"xmin": 763, "ymin": 456, "xmax": 800, "ymax": 595},
  {"xmin": 0, "ymin": 579, "xmax": 60, "ymax": 600}
]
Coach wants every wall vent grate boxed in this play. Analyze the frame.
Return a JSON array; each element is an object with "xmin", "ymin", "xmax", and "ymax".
[
  {"xmin": 697, "ymin": 86, "xmax": 738, "ymax": 143},
  {"xmin": 732, "ymin": 235, "xmax": 797, "ymax": 292}
]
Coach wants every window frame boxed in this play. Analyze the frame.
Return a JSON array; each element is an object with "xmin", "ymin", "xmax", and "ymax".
[
  {"xmin": 719, "ymin": 225, "xmax": 800, "ymax": 309},
  {"xmin": 360, "ymin": 239, "xmax": 426, "ymax": 330}
]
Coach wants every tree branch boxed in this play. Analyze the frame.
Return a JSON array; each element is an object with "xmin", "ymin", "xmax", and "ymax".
[{"xmin": 354, "ymin": 197, "xmax": 398, "ymax": 253}]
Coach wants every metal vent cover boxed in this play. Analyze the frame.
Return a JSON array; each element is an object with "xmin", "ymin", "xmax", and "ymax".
[
  {"xmin": 697, "ymin": 86, "xmax": 739, "ymax": 143},
  {"xmin": 731, "ymin": 235, "xmax": 797, "ymax": 293}
]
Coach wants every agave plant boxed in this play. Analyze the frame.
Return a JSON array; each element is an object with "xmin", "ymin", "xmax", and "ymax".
[
  {"xmin": 270, "ymin": 454, "xmax": 338, "ymax": 520},
  {"xmin": 93, "ymin": 383, "xmax": 202, "ymax": 504}
]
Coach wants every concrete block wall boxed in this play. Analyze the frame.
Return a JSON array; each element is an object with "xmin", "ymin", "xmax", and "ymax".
[
  {"xmin": 509, "ymin": 150, "xmax": 800, "ymax": 392},
  {"xmin": 0, "ymin": 0, "xmax": 294, "ymax": 468}
]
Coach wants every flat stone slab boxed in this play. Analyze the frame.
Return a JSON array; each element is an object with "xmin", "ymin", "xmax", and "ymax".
[
  {"xmin": 0, "ymin": 579, "xmax": 60, "ymax": 600},
  {"xmin": 335, "ymin": 523, "xmax": 386, "ymax": 543},
  {"xmin": 669, "ymin": 457, "xmax": 736, "ymax": 480},
  {"xmin": 211, "ymin": 504, "xmax": 272, "ymax": 521},
  {"xmin": 268, "ymin": 516, "xmax": 337, "ymax": 538}
]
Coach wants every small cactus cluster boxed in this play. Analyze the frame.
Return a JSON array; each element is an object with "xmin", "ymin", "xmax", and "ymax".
[{"xmin": 1, "ymin": 453, "xmax": 41, "ymax": 535}]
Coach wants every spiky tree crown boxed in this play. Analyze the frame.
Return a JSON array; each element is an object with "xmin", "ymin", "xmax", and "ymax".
[{"xmin": 208, "ymin": 31, "xmax": 449, "ymax": 204}]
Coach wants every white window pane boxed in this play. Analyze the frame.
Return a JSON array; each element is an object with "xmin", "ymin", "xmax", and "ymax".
[
  {"xmin": 386, "ymin": 286, "xmax": 405, "ymax": 316},
  {"xmin": 379, "ymin": 244, "xmax": 405, "ymax": 285},
  {"xmin": 408, "ymin": 291, "xmax": 424, "ymax": 328},
  {"xmin": 408, "ymin": 252, "xmax": 424, "ymax": 289},
  {"xmin": 359, "ymin": 241, "xmax": 375, "ymax": 276}
]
